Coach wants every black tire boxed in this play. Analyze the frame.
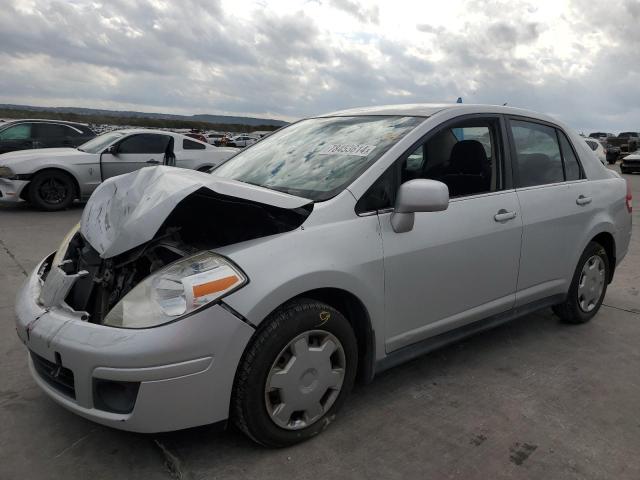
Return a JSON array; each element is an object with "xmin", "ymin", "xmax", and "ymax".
[
  {"xmin": 28, "ymin": 170, "xmax": 76, "ymax": 211},
  {"xmin": 552, "ymin": 241, "xmax": 610, "ymax": 324},
  {"xmin": 232, "ymin": 298, "xmax": 358, "ymax": 447}
]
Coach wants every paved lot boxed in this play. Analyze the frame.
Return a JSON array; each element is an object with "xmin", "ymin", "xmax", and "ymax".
[{"xmin": 1, "ymin": 167, "xmax": 638, "ymax": 480}]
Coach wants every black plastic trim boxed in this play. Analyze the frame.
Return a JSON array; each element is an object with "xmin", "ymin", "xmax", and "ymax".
[{"xmin": 375, "ymin": 294, "xmax": 566, "ymax": 375}]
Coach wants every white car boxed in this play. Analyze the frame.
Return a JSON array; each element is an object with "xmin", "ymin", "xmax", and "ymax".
[
  {"xmin": 229, "ymin": 135, "xmax": 259, "ymax": 148},
  {"xmin": 584, "ymin": 138, "xmax": 607, "ymax": 165},
  {"xmin": 205, "ymin": 133, "xmax": 226, "ymax": 145},
  {"xmin": 0, "ymin": 129, "xmax": 238, "ymax": 210}
]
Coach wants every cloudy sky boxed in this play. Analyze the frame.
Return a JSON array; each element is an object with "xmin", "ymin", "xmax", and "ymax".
[{"xmin": 1, "ymin": 0, "xmax": 639, "ymax": 131}]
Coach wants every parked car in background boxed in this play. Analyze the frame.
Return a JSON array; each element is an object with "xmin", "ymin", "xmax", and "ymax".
[
  {"xmin": 206, "ymin": 133, "xmax": 226, "ymax": 145},
  {"xmin": 0, "ymin": 129, "xmax": 237, "ymax": 210},
  {"xmin": 0, "ymin": 119, "xmax": 95, "ymax": 154},
  {"xmin": 603, "ymin": 141, "xmax": 621, "ymax": 164},
  {"xmin": 620, "ymin": 151, "xmax": 640, "ymax": 174},
  {"xmin": 14, "ymin": 104, "xmax": 632, "ymax": 447},
  {"xmin": 584, "ymin": 138, "xmax": 607, "ymax": 165},
  {"xmin": 227, "ymin": 134, "xmax": 259, "ymax": 148},
  {"xmin": 185, "ymin": 132, "xmax": 209, "ymax": 143},
  {"xmin": 588, "ymin": 132, "xmax": 613, "ymax": 140},
  {"xmin": 607, "ymin": 132, "xmax": 640, "ymax": 157}
]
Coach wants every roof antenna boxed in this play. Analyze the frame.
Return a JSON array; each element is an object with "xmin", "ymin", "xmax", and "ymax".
[{"xmin": 503, "ymin": 102, "xmax": 508, "ymax": 106}]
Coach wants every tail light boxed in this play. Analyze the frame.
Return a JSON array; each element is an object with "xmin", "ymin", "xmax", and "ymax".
[{"xmin": 627, "ymin": 180, "xmax": 633, "ymax": 213}]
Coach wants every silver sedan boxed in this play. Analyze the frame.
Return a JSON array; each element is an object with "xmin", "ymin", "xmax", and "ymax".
[{"xmin": 14, "ymin": 104, "xmax": 632, "ymax": 447}]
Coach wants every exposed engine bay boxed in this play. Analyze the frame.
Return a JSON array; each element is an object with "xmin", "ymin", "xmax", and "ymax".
[{"xmin": 48, "ymin": 188, "xmax": 312, "ymax": 323}]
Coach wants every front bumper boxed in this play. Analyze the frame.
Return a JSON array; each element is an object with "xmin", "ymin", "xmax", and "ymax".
[
  {"xmin": 0, "ymin": 178, "xmax": 28, "ymax": 203},
  {"xmin": 14, "ymin": 254, "xmax": 255, "ymax": 433}
]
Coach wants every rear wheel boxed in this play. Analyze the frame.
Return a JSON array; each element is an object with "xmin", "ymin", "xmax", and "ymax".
[
  {"xmin": 232, "ymin": 299, "xmax": 357, "ymax": 447},
  {"xmin": 28, "ymin": 170, "xmax": 76, "ymax": 211},
  {"xmin": 553, "ymin": 241, "xmax": 609, "ymax": 324}
]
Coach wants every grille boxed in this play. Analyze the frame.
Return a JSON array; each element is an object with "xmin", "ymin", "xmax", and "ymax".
[{"xmin": 30, "ymin": 351, "xmax": 76, "ymax": 399}]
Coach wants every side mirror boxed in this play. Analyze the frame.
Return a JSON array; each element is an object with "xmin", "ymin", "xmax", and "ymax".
[
  {"xmin": 104, "ymin": 144, "xmax": 118, "ymax": 155},
  {"xmin": 391, "ymin": 179, "xmax": 449, "ymax": 233}
]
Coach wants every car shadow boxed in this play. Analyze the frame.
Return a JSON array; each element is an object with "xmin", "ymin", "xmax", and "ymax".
[
  {"xmin": 0, "ymin": 201, "xmax": 85, "ymax": 214},
  {"xmin": 150, "ymin": 309, "xmax": 578, "ymax": 470}
]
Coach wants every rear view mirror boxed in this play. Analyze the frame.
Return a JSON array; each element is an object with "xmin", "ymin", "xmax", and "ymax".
[
  {"xmin": 104, "ymin": 145, "xmax": 118, "ymax": 155},
  {"xmin": 391, "ymin": 179, "xmax": 449, "ymax": 233}
]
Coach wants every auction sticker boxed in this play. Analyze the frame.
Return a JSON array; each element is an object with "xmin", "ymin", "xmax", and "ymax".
[{"xmin": 318, "ymin": 144, "xmax": 377, "ymax": 156}]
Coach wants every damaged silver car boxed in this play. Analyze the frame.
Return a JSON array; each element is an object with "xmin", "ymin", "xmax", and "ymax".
[{"xmin": 15, "ymin": 104, "xmax": 632, "ymax": 447}]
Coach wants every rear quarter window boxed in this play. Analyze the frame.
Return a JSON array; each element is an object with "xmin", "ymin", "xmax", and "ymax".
[
  {"xmin": 558, "ymin": 132, "xmax": 583, "ymax": 181},
  {"xmin": 183, "ymin": 139, "xmax": 206, "ymax": 150}
]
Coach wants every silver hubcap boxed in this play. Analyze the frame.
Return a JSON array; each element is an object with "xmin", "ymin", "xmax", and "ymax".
[
  {"xmin": 265, "ymin": 330, "xmax": 345, "ymax": 430},
  {"xmin": 577, "ymin": 255, "xmax": 605, "ymax": 312}
]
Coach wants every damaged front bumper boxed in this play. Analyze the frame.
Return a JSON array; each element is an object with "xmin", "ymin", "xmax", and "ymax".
[
  {"xmin": 0, "ymin": 178, "xmax": 28, "ymax": 203},
  {"xmin": 15, "ymin": 253, "xmax": 255, "ymax": 433}
]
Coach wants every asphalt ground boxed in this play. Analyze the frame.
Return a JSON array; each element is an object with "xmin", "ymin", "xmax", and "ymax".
[{"xmin": 1, "ymin": 166, "xmax": 638, "ymax": 480}]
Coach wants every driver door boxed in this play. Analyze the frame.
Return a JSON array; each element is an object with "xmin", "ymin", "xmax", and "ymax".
[
  {"xmin": 377, "ymin": 116, "xmax": 523, "ymax": 352},
  {"xmin": 101, "ymin": 133, "xmax": 171, "ymax": 179}
]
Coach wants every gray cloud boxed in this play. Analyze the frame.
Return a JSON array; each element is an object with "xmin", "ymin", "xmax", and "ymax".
[
  {"xmin": 0, "ymin": 0, "xmax": 638, "ymax": 133},
  {"xmin": 327, "ymin": 0, "xmax": 379, "ymax": 24}
]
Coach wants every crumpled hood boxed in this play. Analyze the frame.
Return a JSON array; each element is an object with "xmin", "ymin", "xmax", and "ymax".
[{"xmin": 80, "ymin": 166, "xmax": 312, "ymax": 258}]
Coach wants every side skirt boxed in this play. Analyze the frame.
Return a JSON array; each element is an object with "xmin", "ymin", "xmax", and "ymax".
[{"xmin": 374, "ymin": 294, "xmax": 566, "ymax": 375}]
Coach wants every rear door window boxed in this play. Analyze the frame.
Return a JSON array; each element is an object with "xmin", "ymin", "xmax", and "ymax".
[
  {"xmin": 183, "ymin": 139, "xmax": 206, "ymax": 150},
  {"xmin": 510, "ymin": 120, "xmax": 564, "ymax": 187},
  {"xmin": 34, "ymin": 124, "xmax": 70, "ymax": 138}
]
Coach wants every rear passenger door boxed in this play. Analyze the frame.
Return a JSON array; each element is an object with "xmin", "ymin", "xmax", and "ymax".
[
  {"xmin": 507, "ymin": 118, "xmax": 592, "ymax": 306},
  {"xmin": 377, "ymin": 115, "xmax": 523, "ymax": 352},
  {"xmin": 33, "ymin": 123, "xmax": 80, "ymax": 148}
]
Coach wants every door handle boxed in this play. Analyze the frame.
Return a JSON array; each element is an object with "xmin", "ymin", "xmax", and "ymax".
[
  {"xmin": 576, "ymin": 195, "xmax": 592, "ymax": 206},
  {"xmin": 494, "ymin": 209, "xmax": 517, "ymax": 222},
  {"xmin": 146, "ymin": 159, "xmax": 160, "ymax": 164}
]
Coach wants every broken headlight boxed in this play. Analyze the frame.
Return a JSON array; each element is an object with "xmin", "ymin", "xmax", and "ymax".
[
  {"xmin": 103, "ymin": 251, "xmax": 247, "ymax": 328},
  {"xmin": 52, "ymin": 222, "xmax": 80, "ymax": 267},
  {"xmin": 0, "ymin": 166, "xmax": 14, "ymax": 178}
]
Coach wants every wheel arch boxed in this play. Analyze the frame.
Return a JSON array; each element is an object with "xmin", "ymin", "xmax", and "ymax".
[
  {"xmin": 21, "ymin": 167, "xmax": 81, "ymax": 201},
  {"xmin": 238, "ymin": 287, "xmax": 377, "ymax": 385},
  {"xmin": 590, "ymin": 231, "xmax": 616, "ymax": 282},
  {"xmin": 291, "ymin": 288, "xmax": 376, "ymax": 384}
]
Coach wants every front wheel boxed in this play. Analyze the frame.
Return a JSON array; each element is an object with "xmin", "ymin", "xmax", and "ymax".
[
  {"xmin": 232, "ymin": 299, "xmax": 358, "ymax": 447},
  {"xmin": 553, "ymin": 241, "xmax": 610, "ymax": 324},
  {"xmin": 28, "ymin": 170, "xmax": 76, "ymax": 211}
]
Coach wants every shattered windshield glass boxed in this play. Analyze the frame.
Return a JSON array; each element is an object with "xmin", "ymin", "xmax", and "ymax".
[{"xmin": 213, "ymin": 116, "xmax": 423, "ymax": 201}]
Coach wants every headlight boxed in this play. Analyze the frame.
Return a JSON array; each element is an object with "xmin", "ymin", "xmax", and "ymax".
[
  {"xmin": 103, "ymin": 251, "xmax": 247, "ymax": 328},
  {"xmin": 52, "ymin": 222, "xmax": 80, "ymax": 267},
  {"xmin": 0, "ymin": 166, "xmax": 15, "ymax": 178}
]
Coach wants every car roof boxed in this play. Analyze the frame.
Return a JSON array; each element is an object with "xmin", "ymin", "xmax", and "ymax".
[
  {"xmin": 0, "ymin": 118, "xmax": 90, "ymax": 127},
  {"xmin": 108, "ymin": 128, "xmax": 181, "ymax": 136},
  {"xmin": 318, "ymin": 103, "xmax": 559, "ymax": 123}
]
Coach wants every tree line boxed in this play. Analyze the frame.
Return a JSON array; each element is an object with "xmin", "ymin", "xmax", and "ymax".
[{"xmin": 0, "ymin": 108, "xmax": 281, "ymax": 133}]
